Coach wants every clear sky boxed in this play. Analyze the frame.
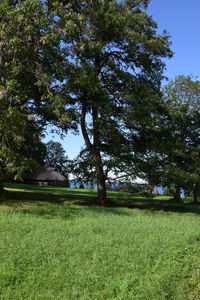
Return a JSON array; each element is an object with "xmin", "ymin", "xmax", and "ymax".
[
  {"xmin": 43, "ymin": 0, "xmax": 200, "ymax": 159},
  {"xmin": 148, "ymin": 0, "xmax": 200, "ymax": 79}
]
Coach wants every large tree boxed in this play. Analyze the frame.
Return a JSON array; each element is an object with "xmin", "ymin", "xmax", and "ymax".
[
  {"xmin": 48, "ymin": 0, "xmax": 172, "ymax": 204},
  {"xmin": 0, "ymin": 0, "xmax": 172, "ymax": 204},
  {"xmin": 0, "ymin": 0, "xmax": 62, "ymax": 193}
]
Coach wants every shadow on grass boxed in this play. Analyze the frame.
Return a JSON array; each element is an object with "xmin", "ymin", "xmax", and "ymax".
[
  {"xmin": 0, "ymin": 191, "xmax": 131, "ymax": 219},
  {"xmin": 114, "ymin": 201, "xmax": 200, "ymax": 215},
  {"xmin": 1, "ymin": 190, "xmax": 200, "ymax": 218},
  {"xmin": 15, "ymin": 201, "xmax": 200, "ymax": 219},
  {"xmin": 3, "ymin": 190, "xmax": 82, "ymax": 203},
  {"xmin": 18, "ymin": 205, "xmax": 131, "ymax": 219},
  {"xmin": 19, "ymin": 206, "xmax": 81, "ymax": 220}
]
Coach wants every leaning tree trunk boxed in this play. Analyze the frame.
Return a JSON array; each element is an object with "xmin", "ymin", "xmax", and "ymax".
[{"xmin": 80, "ymin": 101, "xmax": 108, "ymax": 206}]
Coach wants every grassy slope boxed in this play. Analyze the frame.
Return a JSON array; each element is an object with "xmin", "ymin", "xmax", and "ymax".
[
  {"xmin": 5, "ymin": 182, "xmax": 171, "ymax": 201},
  {"xmin": 4, "ymin": 182, "xmax": 98, "ymax": 197},
  {"xmin": 0, "ymin": 185, "xmax": 200, "ymax": 299}
]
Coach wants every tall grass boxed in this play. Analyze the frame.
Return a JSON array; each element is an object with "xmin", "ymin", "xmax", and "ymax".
[{"xmin": 0, "ymin": 194, "xmax": 200, "ymax": 299}]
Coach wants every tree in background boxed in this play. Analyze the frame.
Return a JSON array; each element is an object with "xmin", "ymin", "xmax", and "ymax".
[
  {"xmin": 137, "ymin": 75, "xmax": 200, "ymax": 203},
  {"xmin": 162, "ymin": 75, "xmax": 200, "ymax": 202},
  {"xmin": 44, "ymin": 140, "xmax": 69, "ymax": 185},
  {"xmin": 48, "ymin": 0, "xmax": 172, "ymax": 205}
]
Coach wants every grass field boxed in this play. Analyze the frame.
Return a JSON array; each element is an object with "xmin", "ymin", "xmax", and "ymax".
[
  {"xmin": 0, "ymin": 184, "xmax": 200, "ymax": 299},
  {"xmin": 4, "ymin": 182, "xmax": 172, "ymax": 201}
]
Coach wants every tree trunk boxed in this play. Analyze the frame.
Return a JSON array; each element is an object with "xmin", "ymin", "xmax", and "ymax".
[
  {"xmin": 92, "ymin": 106, "xmax": 108, "ymax": 205},
  {"xmin": 94, "ymin": 154, "xmax": 107, "ymax": 205},
  {"xmin": 173, "ymin": 186, "xmax": 181, "ymax": 202},
  {"xmin": 0, "ymin": 178, "xmax": 5, "ymax": 197},
  {"xmin": 193, "ymin": 189, "xmax": 198, "ymax": 204},
  {"xmin": 80, "ymin": 101, "xmax": 108, "ymax": 205},
  {"xmin": 97, "ymin": 177, "xmax": 107, "ymax": 204}
]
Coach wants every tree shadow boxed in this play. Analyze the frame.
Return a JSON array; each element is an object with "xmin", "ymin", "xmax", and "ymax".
[
  {"xmin": 0, "ymin": 191, "xmax": 131, "ymax": 219},
  {"xmin": 17, "ymin": 205, "xmax": 131, "ymax": 219},
  {"xmin": 19, "ymin": 206, "xmax": 81, "ymax": 220},
  {"xmin": 2, "ymin": 190, "xmax": 84, "ymax": 203},
  {"xmin": 115, "ymin": 201, "xmax": 200, "ymax": 215},
  {"xmin": 72, "ymin": 196, "xmax": 200, "ymax": 216},
  {"xmin": 1, "ymin": 190, "xmax": 200, "ymax": 218}
]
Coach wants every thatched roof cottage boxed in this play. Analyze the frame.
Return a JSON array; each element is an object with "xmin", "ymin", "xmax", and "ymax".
[{"xmin": 24, "ymin": 165, "xmax": 66, "ymax": 187}]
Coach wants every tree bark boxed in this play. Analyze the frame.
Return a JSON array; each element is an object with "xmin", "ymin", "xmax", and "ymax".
[
  {"xmin": 97, "ymin": 176, "xmax": 107, "ymax": 204},
  {"xmin": 92, "ymin": 106, "xmax": 107, "ymax": 205},
  {"xmin": 80, "ymin": 101, "xmax": 107, "ymax": 205},
  {"xmin": 193, "ymin": 188, "xmax": 198, "ymax": 204},
  {"xmin": 93, "ymin": 152, "xmax": 107, "ymax": 205},
  {"xmin": 0, "ymin": 178, "xmax": 5, "ymax": 197},
  {"xmin": 173, "ymin": 186, "xmax": 181, "ymax": 202}
]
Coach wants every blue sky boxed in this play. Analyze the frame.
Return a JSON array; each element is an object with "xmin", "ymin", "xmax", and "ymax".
[
  {"xmin": 148, "ymin": 0, "xmax": 200, "ymax": 79},
  {"xmin": 43, "ymin": 0, "xmax": 200, "ymax": 159}
]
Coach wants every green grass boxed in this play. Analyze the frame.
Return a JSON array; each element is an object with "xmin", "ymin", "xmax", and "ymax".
[
  {"xmin": 0, "ymin": 187, "xmax": 200, "ymax": 299},
  {"xmin": 4, "ymin": 182, "xmax": 172, "ymax": 201},
  {"xmin": 4, "ymin": 182, "xmax": 98, "ymax": 197}
]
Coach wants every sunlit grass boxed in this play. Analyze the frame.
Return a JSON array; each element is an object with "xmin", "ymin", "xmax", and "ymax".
[
  {"xmin": 0, "ymin": 187, "xmax": 200, "ymax": 299},
  {"xmin": 4, "ymin": 182, "xmax": 98, "ymax": 197}
]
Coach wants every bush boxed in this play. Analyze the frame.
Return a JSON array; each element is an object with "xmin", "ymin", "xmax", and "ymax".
[
  {"xmin": 139, "ymin": 185, "xmax": 157, "ymax": 200},
  {"xmin": 119, "ymin": 183, "xmax": 141, "ymax": 194}
]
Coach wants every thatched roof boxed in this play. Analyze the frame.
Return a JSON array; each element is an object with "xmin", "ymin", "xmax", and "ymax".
[{"xmin": 25, "ymin": 165, "xmax": 66, "ymax": 182}]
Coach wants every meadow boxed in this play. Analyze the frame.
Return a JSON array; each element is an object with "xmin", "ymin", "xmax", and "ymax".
[{"xmin": 0, "ymin": 183, "xmax": 200, "ymax": 299}]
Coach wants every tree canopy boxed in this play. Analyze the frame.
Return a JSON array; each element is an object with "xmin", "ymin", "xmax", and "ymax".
[
  {"xmin": 46, "ymin": 0, "xmax": 172, "ymax": 204},
  {"xmin": 137, "ymin": 75, "xmax": 200, "ymax": 202},
  {"xmin": 0, "ymin": 0, "xmax": 61, "ymax": 188},
  {"xmin": 44, "ymin": 140, "xmax": 69, "ymax": 184},
  {"xmin": 162, "ymin": 75, "xmax": 200, "ymax": 202},
  {"xmin": 0, "ymin": 0, "xmax": 173, "ymax": 203}
]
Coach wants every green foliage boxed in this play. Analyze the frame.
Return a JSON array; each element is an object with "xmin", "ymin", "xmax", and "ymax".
[
  {"xmin": 46, "ymin": 0, "xmax": 172, "ymax": 202},
  {"xmin": 162, "ymin": 76, "xmax": 200, "ymax": 201},
  {"xmin": 163, "ymin": 187, "xmax": 173, "ymax": 197},
  {"xmin": 118, "ymin": 183, "xmax": 156, "ymax": 200},
  {"xmin": 0, "ymin": 0, "xmax": 173, "ymax": 203},
  {"xmin": 0, "ymin": 0, "xmax": 63, "ymax": 184},
  {"xmin": 0, "ymin": 106, "xmax": 45, "ymax": 181},
  {"xmin": 137, "ymin": 75, "xmax": 200, "ymax": 203},
  {"xmin": 119, "ymin": 183, "xmax": 141, "ymax": 194},
  {"xmin": 140, "ymin": 185, "xmax": 156, "ymax": 200},
  {"xmin": 44, "ymin": 140, "xmax": 69, "ymax": 183}
]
